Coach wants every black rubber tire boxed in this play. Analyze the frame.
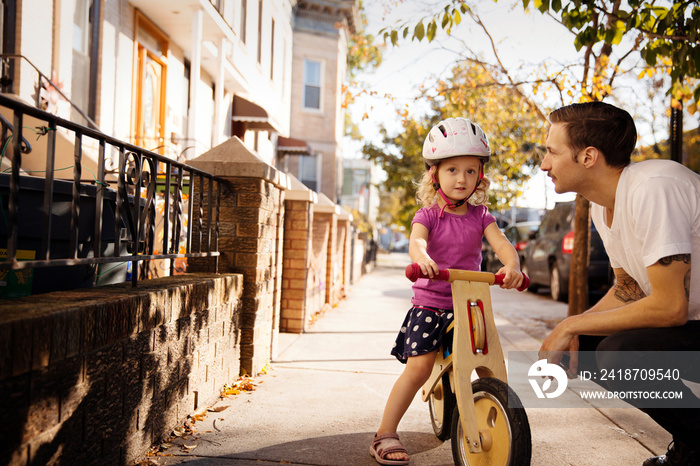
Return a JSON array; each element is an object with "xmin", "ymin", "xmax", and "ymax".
[
  {"xmin": 428, "ymin": 373, "xmax": 456, "ymax": 441},
  {"xmin": 550, "ymin": 263, "xmax": 567, "ymax": 302},
  {"xmin": 451, "ymin": 377, "xmax": 531, "ymax": 466}
]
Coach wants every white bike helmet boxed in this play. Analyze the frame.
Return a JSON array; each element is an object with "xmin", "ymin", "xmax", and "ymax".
[{"xmin": 422, "ymin": 117, "xmax": 491, "ymax": 166}]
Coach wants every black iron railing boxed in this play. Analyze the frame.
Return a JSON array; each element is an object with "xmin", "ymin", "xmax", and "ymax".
[{"xmin": 0, "ymin": 93, "xmax": 222, "ymax": 292}]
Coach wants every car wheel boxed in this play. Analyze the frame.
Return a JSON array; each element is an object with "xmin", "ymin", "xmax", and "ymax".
[
  {"xmin": 521, "ymin": 262, "xmax": 537, "ymax": 292},
  {"xmin": 550, "ymin": 264, "xmax": 567, "ymax": 302}
]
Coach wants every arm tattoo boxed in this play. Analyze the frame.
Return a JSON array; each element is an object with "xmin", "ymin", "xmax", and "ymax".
[
  {"xmin": 658, "ymin": 254, "xmax": 691, "ymax": 302},
  {"xmin": 613, "ymin": 274, "xmax": 646, "ymax": 303},
  {"xmin": 658, "ymin": 254, "xmax": 691, "ymax": 266}
]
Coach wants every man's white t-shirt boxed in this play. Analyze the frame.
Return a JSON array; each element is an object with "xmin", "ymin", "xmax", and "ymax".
[{"xmin": 590, "ymin": 159, "xmax": 700, "ymax": 320}]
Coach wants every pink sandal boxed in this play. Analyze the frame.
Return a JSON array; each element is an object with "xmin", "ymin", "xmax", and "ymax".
[{"xmin": 369, "ymin": 432, "xmax": 410, "ymax": 465}]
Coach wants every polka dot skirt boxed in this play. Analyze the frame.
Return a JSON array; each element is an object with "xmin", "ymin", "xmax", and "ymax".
[{"xmin": 391, "ymin": 306, "xmax": 454, "ymax": 363}]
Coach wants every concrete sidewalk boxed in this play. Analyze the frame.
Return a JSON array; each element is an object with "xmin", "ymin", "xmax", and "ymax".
[{"xmin": 141, "ymin": 253, "xmax": 670, "ymax": 465}]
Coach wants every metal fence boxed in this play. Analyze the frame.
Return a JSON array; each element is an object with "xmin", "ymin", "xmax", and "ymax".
[{"xmin": 0, "ymin": 93, "xmax": 223, "ymax": 292}]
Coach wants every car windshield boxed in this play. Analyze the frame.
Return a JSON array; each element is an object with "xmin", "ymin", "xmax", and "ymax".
[{"xmin": 516, "ymin": 224, "xmax": 538, "ymax": 235}]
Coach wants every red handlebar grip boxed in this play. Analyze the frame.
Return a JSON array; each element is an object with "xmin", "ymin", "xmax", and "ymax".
[
  {"xmin": 405, "ymin": 263, "xmax": 421, "ymax": 282},
  {"xmin": 495, "ymin": 273, "xmax": 530, "ymax": 291},
  {"xmin": 404, "ymin": 263, "xmax": 450, "ymax": 282}
]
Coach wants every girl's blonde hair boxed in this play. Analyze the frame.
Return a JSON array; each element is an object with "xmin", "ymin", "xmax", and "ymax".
[{"xmin": 415, "ymin": 162, "xmax": 491, "ymax": 207}]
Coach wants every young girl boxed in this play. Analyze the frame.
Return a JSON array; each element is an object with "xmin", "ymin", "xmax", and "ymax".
[{"xmin": 370, "ymin": 117, "xmax": 524, "ymax": 465}]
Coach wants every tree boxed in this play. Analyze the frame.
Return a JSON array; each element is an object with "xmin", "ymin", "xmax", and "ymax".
[
  {"xmin": 536, "ymin": 0, "xmax": 700, "ymax": 105},
  {"xmin": 381, "ymin": 1, "xmax": 699, "ymax": 105},
  {"xmin": 344, "ymin": 3, "xmax": 385, "ymax": 140},
  {"xmin": 362, "ymin": 60, "xmax": 543, "ymax": 232}
]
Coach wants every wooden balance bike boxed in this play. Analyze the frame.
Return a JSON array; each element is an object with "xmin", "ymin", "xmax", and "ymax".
[{"xmin": 405, "ymin": 264, "xmax": 532, "ymax": 466}]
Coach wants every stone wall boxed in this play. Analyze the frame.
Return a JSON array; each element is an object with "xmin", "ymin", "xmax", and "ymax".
[
  {"xmin": 188, "ymin": 137, "xmax": 289, "ymax": 375},
  {"xmin": 0, "ymin": 274, "xmax": 243, "ymax": 465}
]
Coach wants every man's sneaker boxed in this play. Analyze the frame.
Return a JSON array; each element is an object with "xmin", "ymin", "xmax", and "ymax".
[{"xmin": 643, "ymin": 440, "xmax": 699, "ymax": 466}]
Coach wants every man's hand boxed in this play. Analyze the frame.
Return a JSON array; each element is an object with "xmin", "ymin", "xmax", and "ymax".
[{"xmin": 539, "ymin": 319, "xmax": 580, "ymax": 376}]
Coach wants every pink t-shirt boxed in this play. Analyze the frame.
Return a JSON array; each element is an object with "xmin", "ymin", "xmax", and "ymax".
[{"xmin": 410, "ymin": 204, "xmax": 496, "ymax": 310}]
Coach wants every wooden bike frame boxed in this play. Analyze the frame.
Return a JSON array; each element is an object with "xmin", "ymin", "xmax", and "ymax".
[{"xmin": 406, "ymin": 265, "xmax": 528, "ymax": 454}]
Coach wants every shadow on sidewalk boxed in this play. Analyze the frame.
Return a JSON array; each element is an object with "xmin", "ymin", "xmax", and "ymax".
[{"xmin": 161, "ymin": 431, "xmax": 451, "ymax": 466}]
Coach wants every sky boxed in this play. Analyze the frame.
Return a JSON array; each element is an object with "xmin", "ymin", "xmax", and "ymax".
[{"xmin": 342, "ymin": 0, "xmax": 608, "ymax": 209}]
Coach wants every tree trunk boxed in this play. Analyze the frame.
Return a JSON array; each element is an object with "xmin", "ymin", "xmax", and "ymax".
[{"xmin": 568, "ymin": 194, "xmax": 590, "ymax": 316}]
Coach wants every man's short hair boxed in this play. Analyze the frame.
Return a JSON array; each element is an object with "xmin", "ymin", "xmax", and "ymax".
[{"xmin": 549, "ymin": 102, "xmax": 637, "ymax": 168}]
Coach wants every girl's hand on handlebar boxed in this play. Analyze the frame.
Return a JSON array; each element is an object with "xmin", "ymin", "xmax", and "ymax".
[
  {"xmin": 496, "ymin": 266, "xmax": 523, "ymax": 289},
  {"xmin": 414, "ymin": 256, "xmax": 439, "ymax": 279}
]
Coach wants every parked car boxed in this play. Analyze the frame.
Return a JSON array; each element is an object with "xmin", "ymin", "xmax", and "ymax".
[
  {"xmin": 482, "ymin": 221, "xmax": 540, "ymax": 273},
  {"xmin": 520, "ymin": 201, "xmax": 612, "ymax": 302},
  {"xmin": 391, "ymin": 238, "xmax": 409, "ymax": 252}
]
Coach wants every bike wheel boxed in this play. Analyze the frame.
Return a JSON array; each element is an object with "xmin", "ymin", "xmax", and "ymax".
[
  {"xmin": 428, "ymin": 373, "xmax": 456, "ymax": 440},
  {"xmin": 451, "ymin": 377, "xmax": 531, "ymax": 466}
]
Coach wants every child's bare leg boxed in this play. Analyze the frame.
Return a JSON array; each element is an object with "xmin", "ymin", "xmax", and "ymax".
[{"xmin": 375, "ymin": 351, "xmax": 437, "ymax": 461}]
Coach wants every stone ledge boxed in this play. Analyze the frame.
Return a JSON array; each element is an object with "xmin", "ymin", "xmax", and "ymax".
[{"xmin": 188, "ymin": 137, "xmax": 291, "ymax": 190}]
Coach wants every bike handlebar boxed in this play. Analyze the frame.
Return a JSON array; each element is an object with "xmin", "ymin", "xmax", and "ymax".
[{"xmin": 404, "ymin": 263, "xmax": 530, "ymax": 292}]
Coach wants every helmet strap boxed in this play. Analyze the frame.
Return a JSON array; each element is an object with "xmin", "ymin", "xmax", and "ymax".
[{"xmin": 430, "ymin": 166, "xmax": 467, "ymax": 218}]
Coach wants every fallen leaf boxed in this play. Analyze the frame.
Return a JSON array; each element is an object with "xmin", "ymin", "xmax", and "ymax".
[{"xmin": 208, "ymin": 405, "xmax": 230, "ymax": 412}]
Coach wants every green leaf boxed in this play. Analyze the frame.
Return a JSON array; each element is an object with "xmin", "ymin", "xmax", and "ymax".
[
  {"xmin": 605, "ymin": 20, "xmax": 626, "ymax": 45},
  {"xmin": 390, "ymin": 29, "xmax": 398, "ymax": 46},
  {"xmin": 654, "ymin": 9, "xmax": 672, "ymax": 35},
  {"xmin": 596, "ymin": 25, "xmax": 606, "ymax": 42},
  {"xmin": 442, "ymin": 11, "xmax": 450, "ymax": 29},
  {"xmin": 643, "ymin": 46, "xmax": 658, "ymax": 66},
  {"xmin": 414, "ymin": 21, "xmax": 425, "ymax": 41},
  {"xmin": 427, "ymin": 20, "xmax": 437, "ymax": 42},
  {"xmin": 403, "ymin": 27, "xmax": 409, "ymax": 39},
  {"xmin": 551, "ymin": 0, "xmax": 562, "ymax": 12}
]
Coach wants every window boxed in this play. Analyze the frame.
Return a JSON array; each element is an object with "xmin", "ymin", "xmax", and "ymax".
[
  {"xmin": 71, "ymin": 0, "xmax": 100, "ymax": 124},
  {"xmin": 302, "ymin": 59, "xmax": 321, "ymax": 110},
  {"xmin": 256, "ymin": 0, "xmax": 262, "ymax": 64},
  {"xmin": 240, "ymin": 0, "xmax": 247, "ymax": 44},
  {"xmin": 134, "ymin": 12, "xmax": 168, "ymax": 152},
  {"xmin": 269, "ymin": 19, "xmax": 275, "ymax": 79},
  {"xmin": 281, "ymin": 39, "xmax": 287, "ymax": 95},
  {"xmin": 299, "ymin": 154, "xmax": 318, "ymax": 192}
]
